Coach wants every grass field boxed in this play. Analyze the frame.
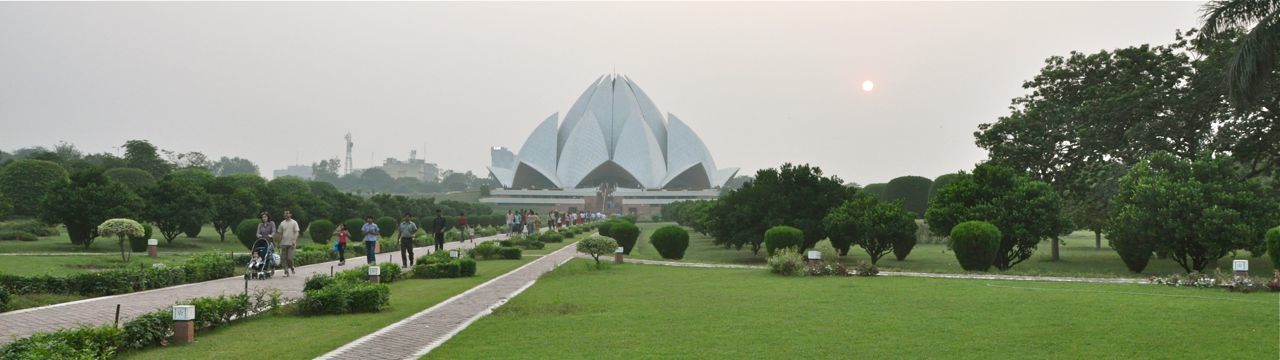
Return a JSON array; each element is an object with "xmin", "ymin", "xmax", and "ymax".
[
  {"xmin": 427, "ymin": 260, "xmax": 1280, "ymax": 359},
  {"xmin": 123, "ymin": 240, "xmax": 571, "ymax": 360},
  {"xmin": 628, "ymin": 223, "xmax": 1277, "ymax": 278}
]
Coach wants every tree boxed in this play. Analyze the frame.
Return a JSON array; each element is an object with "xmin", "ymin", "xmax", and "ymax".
[
  {"xmin": 1201, "ymin": 0, "xmax": 1280, "ymax": 108},
  {"xmin": 1107, "ymin": 152, "xmax": 1278, "ymax": 273},
  {"xmin": 925, "ymin": 164, "xmax": 1069, "ymax": 270},
  {"xmin": 861, "ymin": 183, "xmax": 887, "ymax": 200},
  {"xmin": 823, "ymin": 195, "xmax": 876, "ymax": 256},
  {"xmin": 40, "ymin": 169, "xmax": 144, "ymax": 247},
  {"xmin": 929, "ymin": 173, "xmax": 962, "ymax": 202},
  {"xmin": 313, "ymin": 158, "xmax": 341, "ymax": 181},
  {"xmin": 103, "ymin": 168, "xmax": 156, "ymax": 192},
  {"xmin": 360, "ymin": 168, "xmax": 395, "ymax": 193},
  {"xmin": 123, "ymin": 140, "xmax": 172, "ymax": 178},
  {"xmin": 98, "ymin": 218, "xmax": 145, "ymax": 262},
  {"xmin": 884, "ymin": 176, "xmax": 932, "ymax": 219},
  {"xmin": 0, "ymin": 159, "xmax": 69, "ymax": 217},
  {"xmin": 577, "ymin": 235, "xmax": 619, "ymax": 269},
  {"xmin": 209, "ymin": 156, "xmax": 260, "ymax": 176},
  {"xmin": 870, "ymin": 201, "xmax": 920, "ymax": 262},
  {"xmin": 706, "ymin": 164, "xmax": 851, "ymax": 255},
  {"xmin": 167, "ymin": 151, "xmax": 210, "ymax": 169},
  {"xmin": 143, "ymin": 176, "xmax": 213, "ymax": 243},
  {"xmin": 208, "ymin": 179, "xmax": 261, "ymax": 242},
  {"xmin": 441, "ymin": 171, "xmax": 473, "ymax": 192}
]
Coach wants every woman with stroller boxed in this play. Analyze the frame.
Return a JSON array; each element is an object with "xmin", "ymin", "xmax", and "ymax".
[{"xmin": 256, "ymin": 212, "xmax": 275, "ymax": 244}]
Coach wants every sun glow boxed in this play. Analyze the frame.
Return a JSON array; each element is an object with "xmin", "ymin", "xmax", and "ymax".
[{"xmin": 862, "ymin": 80, "xmax": 875, "ymax": 92}]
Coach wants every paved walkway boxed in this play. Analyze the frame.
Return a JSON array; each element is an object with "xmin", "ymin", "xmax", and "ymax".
[
  {"xmin": 319, "ymin": 242, "xmax": 580, "ymax": 360},
  {"xmin": 0, "ymin": 234, "xmax": 511, "ymax": 344},
  {"xmin": 597, "ymin": 256, "xmax": 1149, "ymax": 284}
]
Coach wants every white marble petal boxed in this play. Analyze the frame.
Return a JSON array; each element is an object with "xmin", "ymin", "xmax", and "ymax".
[
  {"xmin": 556, "ymin": 110, "xmax": 610, "ymax": 188},
  {"xmin": 514, "ymin": 113, "xmax": 561, "ymax": 187},
  {"xmin": 612, "ymin": 109, "xmax": 667, "ymax": 188}
]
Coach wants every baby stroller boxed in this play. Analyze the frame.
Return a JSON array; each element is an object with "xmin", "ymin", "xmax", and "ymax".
[{"xmin": 245, "ymin": 238, "xmax": 279, "ymax": 280}]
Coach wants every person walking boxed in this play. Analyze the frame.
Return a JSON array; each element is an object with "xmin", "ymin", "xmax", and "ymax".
[
  {"xmin": 458, "ymin": 211, "xmax": 470, "ymax": 243},
  {"xmin": 512, "ymin": 209, "xmax": 522, "ymax": 234},
  {"xmin": 397, "ymin": 213, "xmax": 419, "ymax": 267},
  {"xmin": 333, "ymin": 223, "xmax": 351, "ymax": 266},
  {"xmin": 433, "ymin": 209, "xmax": 447, "ymax": 252},
  {"xmin": 277, "ymin": 210, "xmax": 300, "ymax": 276},
  {"xmin": 256, "ymin": 212, "xmax": 276, "ymax": 244},
  {"xmin": 361, "ymin": 215, "xmax": 379, "ymax": 264},
  {"xmin": 505, "ymin": 210, "xmax": 513, "ymax": 235}
]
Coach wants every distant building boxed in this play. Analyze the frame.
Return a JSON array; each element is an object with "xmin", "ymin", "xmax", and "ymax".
[
  {"xmin": 379, "ymin": 150, "xmax": 440, "ymax": 182},
  {"xmin": 272, "ymin": 165, "xmax": 314, "ymax": 180}
]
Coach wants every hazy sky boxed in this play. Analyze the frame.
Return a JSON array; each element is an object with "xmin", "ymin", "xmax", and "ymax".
[{"xmin": 0, "ymin": 1, "xmax": 1206, "ymax": 186}]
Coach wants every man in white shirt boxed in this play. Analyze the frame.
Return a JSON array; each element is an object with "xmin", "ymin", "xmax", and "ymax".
[{"xmin": 278, "ymin": 210, "xmax": 301, "ymax": 276}]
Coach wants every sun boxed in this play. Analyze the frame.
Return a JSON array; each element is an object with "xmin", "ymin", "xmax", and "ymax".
[{"xmin": 861, "ymin": 80, "xmax": 875, "ymax": 92}]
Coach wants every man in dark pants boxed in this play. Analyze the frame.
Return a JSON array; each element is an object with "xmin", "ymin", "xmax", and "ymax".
[
  {"xmin": 433, "ymin": 209, "xmax": 447, "ymax": 252},
  {"xmin": 397, "ymin": 213, "xmax": 419, "ymax": 267}
]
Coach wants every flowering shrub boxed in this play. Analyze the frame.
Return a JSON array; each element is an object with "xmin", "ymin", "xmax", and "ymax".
[
  {"xmin": 99, "ymin": 218, "xmax": 146, "ymax": 261},
  {"xmin": 807, "ymin": 261, "xmax": 849, "ymax": 276},
  {"xmin": 1149, "ymin": 270, "xmax": 1280, "ymax": 293},
  {"xmin": 766, "ymin": 248, "xmax": 806, "ymax": 276},
  {"xmin": 853, "ymin": 261, "xmax": 879, "ymax": 276}
]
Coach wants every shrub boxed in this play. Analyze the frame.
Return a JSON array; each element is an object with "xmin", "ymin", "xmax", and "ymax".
[
  {"xmin": 649, "ymin": 226, "xmax": 690, "ymax": 260},
  {"xmin": 498, "ymin": 247, "xmax": 523, "ymax": 260},
  {"xmin": 413, "ymin": 261, "xmax": 461, "ymax": 279},
  {"xmin": 235, "ymin": 218, "xmax": 261, "ymax": 251},
  {"xmin": 853, "ymin": 261, "xmax": 879, "ymax": 276},
  {"xmin": 764, "ymin": 226, "xmax": 804, "ymax": 256},
  {"xmin": 375, "ymin": 216, "xmax": 397, "ymax": 238},
  {"xmin": 181, "ymin": 222, "xmax": 203, "ymax": 238},
  {"xmin": 597, "ymin": 221, "xmax": 616, "ymax": 238},
  {"xmin": 344, "ymin": 218, "xmax": 366, "ymax": 239},
  {"xmin": 0, "ymin": 324, "xmax": 123, "ymax": 359},
  {"xmin": 766, "ymin": 248, "xmax": 807, "ymax": 276},
  {"xmin": 469, "ymin": 242, "xmax": 502, "ymax": 260},
  {"xmin": 121, "ymin": 309, "xmax": 171, "ymax": 350},
  {"xmin": 128, "ymin": 224, "xmax": 153, "ymax": 252},
  {"xmin": 609, "ymin": 221, "xmax": 640, "ymax": 255},
  {"xmin": 1267, "ymin": 226, "xmax": 1280, "ymax": 271},
  {"xmin": 379, "ymin": 263, "xmax": 403, "ymax": 283},
  {"xmin": 0, "ymin": 286, "xmax": 8, "ymax": 312},
  {"xmin": 347, "ymin": 283, "xmax": 391, "ymax": 312},
  {"xmin": 185, "ymin": 293, "xmax": 250, "ymax": 329},
  {"xmin": 0, "ymin": 219, "xmax": 60, "ymax": 237},
  {"xmin": 309, "ymin": 219, "xmax": 336, "ymax": 245},
  {"xmin": 949, "ymin": 221, "xmax": 1001, "ymax": 271},
  {"xmin": 305, "ymin": 274, "xmax": 335, "ymax": 291},
  {"xmin": 182, "ymin": 253, "xmax": 235, "ymax": 282},
  {"xmin": 540, "ymin": 231, "xmax": 564, "ymax": 243},
  {"xmin": 562, "ymin": 230, "xmax": 577, "ymax": 239},
  {"xmin": 577, "ymin": 235, "xmax": 618, "ymax": 269},
  {"xmin": 300, "ymin": 285, "xmax": 350, "ymax": 315},
  {"xmin": 498, "ymin": 239, "xmax": 514, "ymax": 247},
  {"xmin": 459, "ymin": 258, "xmax": 477, "ymax": 277},
  {"xmin": 0, "ymin": 159, "xmax": 68, "ymax": 217},
  {"xmin": 0, "ymin": 230, "xmax": 38, "ymax": 241}
]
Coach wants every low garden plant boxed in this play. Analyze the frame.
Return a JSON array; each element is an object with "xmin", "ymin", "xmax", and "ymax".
[
  {"xmin": 577, "ymin": 235, "xmax": 618, "ymax": 269},
  {"xmin": 610, "ymin": 221, "xmax": 640, "ymax": 255},
  {"xmin": 764, "ymin": 226, "xmax": 803, "ymax": 256},
  {"xmin": 949, "ymin": 221, "xmax": 1000, "ymax": 271},
  {"xmin": 649, "ymin": 225, "xmax": 689, "ymax": 260}
]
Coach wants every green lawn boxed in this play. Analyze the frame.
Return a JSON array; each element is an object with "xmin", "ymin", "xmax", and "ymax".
[
  {"xmin": 427, "ymin": 260, "xmax": 1280, "ymax": 359},
  {"xmin": 0, "ymin": 224, "xmax": 247, "ymax": 255},
  {"xmin": 0, "ymin": 254, "xmax": 191, "ymax": 276},
  {"xmin": 628, "ymin": 223, "xmax": 1277, "ymax": 278},
  {"xmin": 123, "ymin": 241, "xmax": 571, "ymax": 360}
]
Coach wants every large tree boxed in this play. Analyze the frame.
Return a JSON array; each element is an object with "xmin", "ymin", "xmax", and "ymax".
[
  {"xmin": 884, "ymin": 176, "xmax": 932, "ymax": 219},
  {"xmin": 1108, "ymin": 152, "xmax": 1279, "ymax": 273},
  {"xmin": 707, "ymin": 163, "xmax": 852, "ymax": 254},
  {"xmin": 40, "ymin": 169, "xmax": 144, "ymax": 247},
  {"xmin": 312, "ymin": 158, "xmax": 341, "ymax": 181},
  {"xmin": 926, "ymin": 164, "xmax": 1069, "ymax": 270},
  {"xmin": 143, "ymin": 175, "xmax": 212, "ymax": 243},
  {"xmin": 0, "ymin": 159, "xmax": 69, "ymax": 217},
  {"xmin": 103, "ymin": 167, "xmax": 156, "ymax": 192},
  {"xmin": 1201, "ymin": 0, "xmax": 1280, "ymax": 108},
  {"xmin": 209, "ymin": 156, "xmax": 260, "ymax": 176},
  {"xmin": 123, "ymin": 140, "xmax": 173, "ymax": 178},
  {"xmin": 208, "ymin": 174, "xmax": 265, "ymax": 242}
]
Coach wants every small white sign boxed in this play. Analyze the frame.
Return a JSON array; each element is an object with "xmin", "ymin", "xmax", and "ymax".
[
  {"xmin": 449, "ymin": 250, "xmax": 460, "ymax": 258},
  {"xmin": 368, "ymin": 266, "xmax": 381, "ymax": 276},
  {"xmin": 1233, "ymin": 259, "xmax": 1248, "ymax": 272},
  {"xmin": 615, "ymin": 247, "xmax": 625, "ymax": 254},
  {"xmin": 807, "ymin": 251, "xmax": 821, "ymax": 260},
  {"xmin": 147, "ymin": 239, "xmax": 158, "ymax": 246},
  {"xmin": 172, "ymin": 305, "xmax": 195, "ymax": 321}
]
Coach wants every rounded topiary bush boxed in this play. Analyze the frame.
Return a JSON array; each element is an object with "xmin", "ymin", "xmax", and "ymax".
[
  {"xmin": 540, "ymin": 231, "xmax": 564, "ymax": 243},
  {"xmin": 344, "ymin": 218, "xmax": 365, "ymax": 237},
  {"xmin": 597, "ymin": 221, "xmax": 616, "ymax": 238},
  {"xmin": 128, "ymin": 223, "xmax": 153, "ymax": 252},
  {"xmin": 610, "ymin": 221, "xmax": 640, "ymax": 255},
  {"xmin": 649, "ymin": 225, "xmax": 690, "ymax": 260},
  {"xmin": 375, "ymin": 216, "xmax": 397, "ymax": 238},
  {"xmin": 764, "ymin": 226, "xmax": 804, "ymax": 256},
  {"xmin": 949, "ymin": 221, "xmax": 1001, "ymax": 271},
  {"xmin": 181, "ymin": 222, "xmax": 203, "ymax": 238},
  {"xmin": 309, "ymin": 219, "xmax": 336, "ymax": 245},
  {"xmin": 1267, "ymin": 226, "xmax": 1280, "ymax": 270},
  {"xmin": 235, "ymin": 219, "xmax": 260, "ymax": 250}
]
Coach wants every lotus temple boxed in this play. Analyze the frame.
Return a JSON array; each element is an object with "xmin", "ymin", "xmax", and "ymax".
[{"xmin": 483, "ymin": 74, "xmax": 738, "ymax": 217}]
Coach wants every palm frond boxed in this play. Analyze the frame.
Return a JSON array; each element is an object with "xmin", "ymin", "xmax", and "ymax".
[
  {"xmin": 1201, "ymin": 0, "xmax": 1280, "ymax": 34},
  {"xmin": 1226, "ymin": 10, "xmax": 1280, "ymax": 106}
]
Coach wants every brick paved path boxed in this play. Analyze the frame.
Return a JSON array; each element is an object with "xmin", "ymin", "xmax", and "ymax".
[
  {"xmin": 318, "ymin": 242, "xmax": 580, "ymax": 360},
  {"xmin": 0, "ymin": 234, "xmax": 511, "ymax": 345},
  {"xmin": 594, "ymin": 256, "xmax": 1149, "ymax": 284}
]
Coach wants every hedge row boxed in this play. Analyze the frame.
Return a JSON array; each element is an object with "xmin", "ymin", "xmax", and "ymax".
[{"xmin": 0, "ymin": 253, "xmax": 234, "ymax": 297}]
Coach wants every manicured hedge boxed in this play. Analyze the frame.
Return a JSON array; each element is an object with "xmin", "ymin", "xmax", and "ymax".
[
  {"xmin": 299, "ymin": 271, "xmax": 391, "ymax": 315},
  {"xmin": 499, "ymin": 247, "xmax": 523, "ymax": 260},
  {"xmin": 649, "ymin": 225, "xmax": 690, "ymax": 260},
  {"xmin": 0, "ymin": 253, "xmax": 233, "ymax": 297},
  {"xmin": 764, "ymin": 226, "xmax": 804, "ymax": 256},
  {"xmin": 950, "ymin": 221, "xmax": 1000, "ymax": 271},
  {"xmin": 610, "ymin": 222, "xmax": 640, "ymax": 255},
  {"xmin": 309, "ymin": 219, "xmax": 336, "ymax": 245}
]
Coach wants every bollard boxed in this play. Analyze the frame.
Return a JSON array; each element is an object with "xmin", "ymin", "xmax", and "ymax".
[
  {"xmin": 806, "ymin": 251, "xmax": 822, "ymax": 268},
  {"xmin": 368, "ymin": 265, "xmax": 381, "ymax": 283},
  {"xmin": 172, "ymin": 305, "xmax": 196, "ymax": 344},
  {"xmin": 614, "ymin": 247, "xmax": 625, "ymax": 264},
  {"xmin": 1233, "ymin": 259, "xmax": 1249, "ymax": 278},
  {"xmin": 147, "ymin": 239, "xmax": 159, "ymax": 257}
]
